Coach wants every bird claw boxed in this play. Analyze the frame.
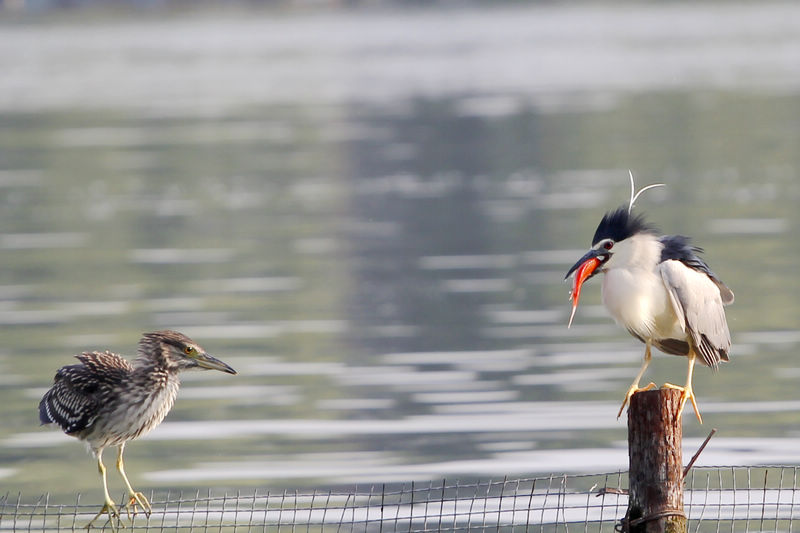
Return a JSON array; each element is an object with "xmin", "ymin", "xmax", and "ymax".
[
  {"xmin": 617, "ymin": 382, "xmax": 657, "ymax": 418},
  {"xmin": 86, "ymin": 502, "xmax": 124, "ymax": 532},
  {"xmin": 124, "ymin": 491, "xmax": 152, "ymax": 520},
  {"xmin": 662, "ymin": 383, "xmax": 703, "ymax": 424}
]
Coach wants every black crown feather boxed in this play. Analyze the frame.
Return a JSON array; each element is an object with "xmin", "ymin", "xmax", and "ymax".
[{"xmin": 592, "ymin": 207, "xmax": 657, "ymax": 245}]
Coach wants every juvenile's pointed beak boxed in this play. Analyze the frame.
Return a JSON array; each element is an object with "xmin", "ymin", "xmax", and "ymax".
[
  {"xmin": 194, "ymin": 352, "xmax": 237, "ymax": 375},
  {"xmin": 565, "ymin": 249, "xmax": 604, "ymax": 328}
]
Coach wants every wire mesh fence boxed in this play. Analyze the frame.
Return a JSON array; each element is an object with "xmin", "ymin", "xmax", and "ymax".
[{"xmin": 4, "ymin": 466, "xmax": 800, "ymax": 532}]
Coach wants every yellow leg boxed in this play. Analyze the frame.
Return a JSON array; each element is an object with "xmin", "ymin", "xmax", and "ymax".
[
  {"xmin": 116, "ymin": 443, "xmax": 152, "ymax": 520},
  {"xmin": 617, "ymin": 340, "xmax": 657, "ymax": 418},
  {"xmin": 663, "ymin": 350, "xmax": 702, "ymax": 424},
  {"xmin": 85, "ymin": 449, "xmax": 123, "ymax": 532}
]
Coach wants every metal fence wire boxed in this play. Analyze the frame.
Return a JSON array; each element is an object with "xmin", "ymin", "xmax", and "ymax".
[{"xmin": 3, "ymin": 466, "xmax": 800, "ymax": 532}]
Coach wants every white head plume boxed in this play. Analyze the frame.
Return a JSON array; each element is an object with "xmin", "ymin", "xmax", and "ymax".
[{"xmin": 628, "ymin": 170, "xmax": 664, "ymax": 214}]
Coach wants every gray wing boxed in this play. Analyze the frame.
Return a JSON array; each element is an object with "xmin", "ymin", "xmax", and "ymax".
[
  {"xmin": 659, "ymin": 260, "xmax": 732, "ymax": 369},
  {"xmin": 39, "ymin": 351, "xmax": 132, "ymax": 434},
  {"xmin": 714, "ymin": 278, "xmax": 735, "ymax": 306}
]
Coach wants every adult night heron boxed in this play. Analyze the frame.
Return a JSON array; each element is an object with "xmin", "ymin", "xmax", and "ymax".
[
  {"xmin": 565, "ymin": 176, "xmax": 733, "ymax": 423},
  {"xmin": 39, "ymin": 330, "xmax": 237, "ymax": 531}
]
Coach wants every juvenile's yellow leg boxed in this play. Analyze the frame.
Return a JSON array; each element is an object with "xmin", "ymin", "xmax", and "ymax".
[
  {"xmin": 86, "ymin": 449, "xmax": 123, "ymax": 532},
  {"xmin": 663, "ymin": 350, "xmax": 702, "ymax": 423},
  {"xmin": 617, "ymin": 340, "xmax": 657, "ymax": 418},
  {"xmin": 116, "ymin": 443, "xmax": 152, "ymax": 520}
]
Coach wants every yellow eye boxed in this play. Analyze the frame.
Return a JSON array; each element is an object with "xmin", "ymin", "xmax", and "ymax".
[{"xmin": 184, "ymin": 346, "xmax": 195, "ymax": 355}]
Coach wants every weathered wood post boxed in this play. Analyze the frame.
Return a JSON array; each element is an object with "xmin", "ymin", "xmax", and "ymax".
[{"xmin": 625, "ymin": 388, "xmax": 687, "ymax": 533}]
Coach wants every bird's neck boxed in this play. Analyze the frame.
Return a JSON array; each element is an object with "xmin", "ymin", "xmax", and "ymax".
[
  {"xmin": 132, "ymin": 357, "xmax": 181, "ymax": 387},
  {"xmin": 601, "ymin": 234, "xmax": 672, "ymax": 341},
  {"xmin": 120, "ymin": 357, "xmax": 181, "ymax": 443},
  {"xmin": 608, "ymin": 233, "xmax": 662, "ymax": 272}
]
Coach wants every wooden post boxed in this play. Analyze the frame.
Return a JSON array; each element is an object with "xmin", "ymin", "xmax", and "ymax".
[{"xmin": 625, "ymin": 389, "xmax": 687, "ymax": 533}]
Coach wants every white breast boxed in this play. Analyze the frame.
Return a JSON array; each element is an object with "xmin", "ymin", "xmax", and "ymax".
[
  {"xmin": 599, "ymin": 235, "xmax": 686, "ymax": 343},
  {"xmin": 602, "ymin": 267, "xmax": 678, "ymax": 339}
]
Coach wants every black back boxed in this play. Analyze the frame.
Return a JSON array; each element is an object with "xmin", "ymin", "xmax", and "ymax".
[{"xmin": 659, "ymin": 234, "xmax": 734, "ymax": 305}]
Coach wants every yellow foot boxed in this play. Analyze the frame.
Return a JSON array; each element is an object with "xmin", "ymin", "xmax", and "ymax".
[
  {"xmin": 86, "ymin": 502, "xmax": 123, "ymax": 532},
  {"xmin": 125, "ymin": 491, "xmax": 152, "ymax": 520},
  {"xmin": 662, "ymin": 383, "xmax": 702, "ymax": 424},
  {"xmin": 617, "ymin": 382, "xmax": 657, "ymax": 418}
]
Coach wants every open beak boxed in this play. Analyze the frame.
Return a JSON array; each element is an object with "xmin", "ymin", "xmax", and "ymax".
[
  {"xmin": 564, "ymin": 249, "xmax": 604, "ymax": 328},
  {"xmin": 194, "ymin": 352, "xmax": 238, "ymax": 375}
]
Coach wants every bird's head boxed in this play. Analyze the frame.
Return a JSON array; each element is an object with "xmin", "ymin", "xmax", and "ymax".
[
  {"xmin": 139, "ymin": 330, "xmax": 237, "ymax": 375},
  {"xmin": 564, "ymin": 207, "xmax": 657, "ymax": 327}
]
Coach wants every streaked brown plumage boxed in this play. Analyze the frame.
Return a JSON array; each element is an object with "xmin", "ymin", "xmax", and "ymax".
[{"xmin": 39, "ymin": 330, "xmax": 237, "ymax": 531}]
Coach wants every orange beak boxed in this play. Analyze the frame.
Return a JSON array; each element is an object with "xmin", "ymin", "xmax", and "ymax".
[{"xmin": 566, "ymin": 255, "xmax": 601, "ymax": 328}]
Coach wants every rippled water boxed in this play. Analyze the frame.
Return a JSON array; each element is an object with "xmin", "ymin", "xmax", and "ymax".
[{"xmin": 1, "ymin": 2, "xmax": 800, "ymax": 503}]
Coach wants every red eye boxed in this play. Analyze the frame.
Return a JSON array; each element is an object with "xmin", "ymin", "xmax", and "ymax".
[{"xmin": 603, "ymin": 241, "xmax": 614, "ymax": 250}]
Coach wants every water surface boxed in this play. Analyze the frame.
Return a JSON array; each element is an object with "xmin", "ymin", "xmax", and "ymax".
[{"xmin": 1, "ymin": 2, "xmax": 800, "ymax": 503}]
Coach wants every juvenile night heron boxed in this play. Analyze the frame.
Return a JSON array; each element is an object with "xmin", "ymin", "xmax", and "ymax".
[
  {"xmin": 565, "ymin": 176, "xmax": 733, "ymax": 423},
  {"xmin": 39, "ymin": 330, "xmax": 237, "ymax": 531}
]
